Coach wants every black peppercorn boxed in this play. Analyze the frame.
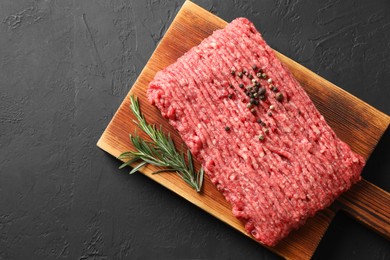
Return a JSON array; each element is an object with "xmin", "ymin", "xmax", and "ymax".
[
  {"xmin": 276, "ymin": 93, "xmax": 284, "ymax": 102},
  {"xmin": 258, "ymin": 87, "xmax": 266, "ymax": 95}
]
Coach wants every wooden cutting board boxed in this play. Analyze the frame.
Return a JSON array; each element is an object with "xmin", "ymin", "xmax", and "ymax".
[{"xmin": 97, "ymin": 1, "xmax": 390, "ymax": 259}]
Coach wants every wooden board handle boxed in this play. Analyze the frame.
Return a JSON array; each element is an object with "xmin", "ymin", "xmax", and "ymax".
[{"xmin": 335, "ymin": 179, "xmax": 390, "ymax": 239}]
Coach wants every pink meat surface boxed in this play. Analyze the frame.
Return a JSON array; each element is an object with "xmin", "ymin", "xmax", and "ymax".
[{"xmin": 147, "ymin": 18, "xmax": 365, "ymax": 246}]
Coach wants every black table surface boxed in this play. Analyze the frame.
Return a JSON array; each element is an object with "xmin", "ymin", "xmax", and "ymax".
[{"xmin": 1, "ymin": 0, "xmax": 389, "ymax": 259}]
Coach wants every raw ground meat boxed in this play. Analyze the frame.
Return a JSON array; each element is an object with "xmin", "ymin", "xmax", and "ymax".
[{"xmin": 147, "ymin": 18, "xmax": 365, "ymax": 246}]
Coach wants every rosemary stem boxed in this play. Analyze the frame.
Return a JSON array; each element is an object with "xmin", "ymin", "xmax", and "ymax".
[{"xmin": 118, "ymin": 95, "xmax": 204, "ymax": 193}]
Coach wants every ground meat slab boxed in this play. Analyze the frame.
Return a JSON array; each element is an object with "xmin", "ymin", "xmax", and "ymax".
[{"xmin": 147, "ymin": 18, "xmax": 365, "ymax": 246}]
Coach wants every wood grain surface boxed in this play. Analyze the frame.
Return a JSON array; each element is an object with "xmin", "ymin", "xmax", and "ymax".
[{"xmin": 97, "ymin": 1, "xmax": 390, "ymax": 259}]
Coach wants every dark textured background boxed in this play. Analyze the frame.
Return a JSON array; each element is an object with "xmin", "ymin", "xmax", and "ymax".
[{"xmin": 0, "ymin": 0, "xmax": 389, "ymax": 259}]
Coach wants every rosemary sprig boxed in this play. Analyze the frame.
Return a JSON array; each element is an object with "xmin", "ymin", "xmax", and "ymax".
[{"xmin": 118, "ymin": 95, "xmax": 204, "ymax": 192}]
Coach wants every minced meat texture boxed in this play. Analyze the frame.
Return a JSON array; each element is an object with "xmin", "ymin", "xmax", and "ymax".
[{"xmin": 147, "ymin": 18, "xmax": 365, "ymax": 246}]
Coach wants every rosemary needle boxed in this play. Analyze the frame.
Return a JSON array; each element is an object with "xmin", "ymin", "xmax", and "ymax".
[{"xmin": 118, "ymin": 95, "xmax": 204, "ymax": 192}]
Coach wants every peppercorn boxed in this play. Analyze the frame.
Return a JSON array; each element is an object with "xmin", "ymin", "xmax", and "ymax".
[
  {"xmin": 225, "ymin": 126, "xmax": 230, "ymax": 131},
  {"xmin": 250, "ymin": 108, "xmax": 256, "ymax": 114},
  {"xmin": 228, "ymin": 94, "xmax": 233, "ymax": 99},
  {"xmin": 267, "ymin": 78, "xmax": 273, "ymax": 84},
  {"xmin": 248, "ymin": 74, "xmax": 253, "ymax": 80},
  {"xmin": 258, "ymin": 87, "xmax": 266, "ymax": 95},
  {"xmin": 268, "ymin": 111, "xmax": 272, "ymax": 116},
  {"xmin": 230, "ymin": 69, "xmax": 235, "ymax": 75},
  {"xmin": 239, "ymin": 83, "xmax": 244, "ymax": 88},
  {"xmin": 252, "ymin": 64, "xmax": 258, "ymax": 70},
  {"xmin": 261, "ymin": 121, "xmax": 266, "ymax": 126},
  {"xmin": 264, "ymin": 128, "xmax": 270, "ymax": 134},
  {"xmin": 258, "ymin": 135, "xmax": 264, "ymax": 141},
  {"xmin": 261, "ymin": 73, "xmax": 267, "ymax": 79},
  {"xmin": 270, "ymin": 105, "xmax": 275, "ymax": 110},
  {"xmin": 250, "ymin": 98, "xmax": 257, "ymax": 105},
  {"xmin": 229, "ymin": 84, "xmax": 233, "ymax": 89},
  {"xmin": 247, "ymin": 103, "xmax": 253, "ymax": 108},
  {"xmin": 238, "ymin": 72, "xmax": 243, "ymax": 78},
  {"xmin": 257, "ymin": 119, "xmax": 262, "ymax": 124},
  {"xmin": 256, "ymin": 72, "xmax": 262, "ymax": 78},
  {"xmin": 276, "ymin": 93, "xmax": 284, "ymax": 102},
  {"xmin": 259, "ymin": 95, "xmax": 266, "ymax": 100}
]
